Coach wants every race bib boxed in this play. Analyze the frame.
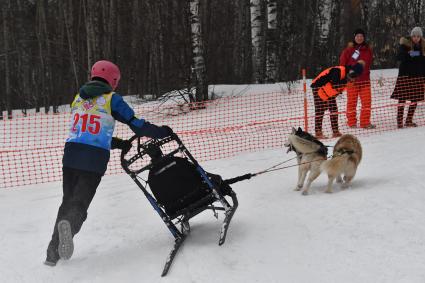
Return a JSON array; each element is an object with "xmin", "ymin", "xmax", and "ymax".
[
  {"xmin": 67, "ymin": 93, "xmax": 115, "ymax": 150},
  {"xmin": 351, "ymin": 50, "xmax": 360, "ymax": 60}
]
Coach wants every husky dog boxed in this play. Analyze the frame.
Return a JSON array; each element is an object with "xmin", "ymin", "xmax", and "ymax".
[
  {"xmin": 321, "ymin": 134, "xmax": 362, "ymax": 193},
  {"xmin": 284, "ymin": 127, "xmax": 328, "ymax": 195}
]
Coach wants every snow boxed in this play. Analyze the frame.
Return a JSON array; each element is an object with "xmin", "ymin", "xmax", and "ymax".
[
  {"xmin": 2, "ymin": 67, "xmax": 425, "ymax": 282},
  {"xmin": 1, "ymin": 127, "xmax": 425, "ymax": 283}
]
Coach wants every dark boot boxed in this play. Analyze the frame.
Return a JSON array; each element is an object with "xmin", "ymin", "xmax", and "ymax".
[
  {"xmin": 332, "ymin": 131, "xmax": 342, "ymax": 138},
  {"xmin": 397, "ymin": 104, "xmax": 404, "ymax": 128},
  {"xmin": 44, "ymin": 240, "xmax": 60, "ymax": 266},
  {"xmin": 405, "ymin": 103, "xmax": 417, "ymax": 127},
  {"xmin": 315, "ymin": 130, "xmax": 326, "ymax": 139}
]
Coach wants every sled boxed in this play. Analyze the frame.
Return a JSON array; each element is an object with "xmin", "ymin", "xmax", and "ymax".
[{"xmin": 121, "ymin": 133, "xmax": 238, "ymax": 276}]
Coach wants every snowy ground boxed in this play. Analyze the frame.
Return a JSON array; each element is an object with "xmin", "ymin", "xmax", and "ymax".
[{"xmin": 1, "ymin": 126, "xmax": 425, "ymax": 283}]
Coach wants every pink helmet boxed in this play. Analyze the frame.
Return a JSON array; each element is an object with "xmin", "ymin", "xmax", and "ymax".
[{"xmin": 90, "ymin": 60, "xmax": 121, "ymax": 90}]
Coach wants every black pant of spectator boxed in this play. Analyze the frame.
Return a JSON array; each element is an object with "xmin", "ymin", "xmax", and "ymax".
[
  {"xmin": 397, "ymin": 99, "xmax": 417, "ymax": 128},
  {"xmin": 313, "ymin": 88, "xmax": 339, "ymax": 134}
]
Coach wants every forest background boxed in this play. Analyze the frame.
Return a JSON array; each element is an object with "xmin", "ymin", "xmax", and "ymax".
[{"xmin": 0, "ymin": 0, "xmax": 423, "ymax": 118}]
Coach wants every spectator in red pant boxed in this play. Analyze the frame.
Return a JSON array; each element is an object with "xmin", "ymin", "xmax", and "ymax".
[{"xmin": 339, "ymin": 28, "xmax": 375, "ymax": 129}]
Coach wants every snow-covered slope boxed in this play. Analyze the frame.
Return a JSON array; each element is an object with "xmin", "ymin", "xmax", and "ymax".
[{"xmin": 1, "ymin": 127, "xmax": 425, "ymax": 283}]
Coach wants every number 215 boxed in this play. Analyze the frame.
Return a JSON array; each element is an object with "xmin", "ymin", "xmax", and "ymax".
[{"xmin": 72, "ymin": 113, "xmax": 101, "ymax": 134}]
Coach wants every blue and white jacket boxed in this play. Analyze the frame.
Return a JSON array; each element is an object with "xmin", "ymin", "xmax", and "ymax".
[{"xmin": 63, "ymin": 80, "xmax": 168, "ymax": 175}]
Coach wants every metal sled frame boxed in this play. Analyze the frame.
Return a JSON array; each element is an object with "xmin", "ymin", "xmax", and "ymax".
[{"xmin": 121, "ymin": 134, "xmax": 238, "ymax": 276}]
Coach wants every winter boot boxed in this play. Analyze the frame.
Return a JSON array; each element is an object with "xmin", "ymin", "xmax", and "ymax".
[
  {"xmin": 405, "ymin": 103, "xmax": 418, "ymax": 128},
  {"xmin": 315, "ymin": 130, "xmax": 326, "ymax": 139},
  {"xmin": 57, "ymin": 220, "xmax": 74, "ymax": 260},
  {"xmin": 397, "ymin": 105, "xmax": 404, "ymax": 129},
  {"xmin": 362, "ymin": 124, "xmax": 376, "ymax": 129},
  {"xmin": 405, "ymin": 121, "xmax": 417, "ymax": 127},
  {"xmin": 332, "ymin": 131, "xmax": 342, "ymax": 138},
  {"xmin": 44, "ymin": 243, "xmax": 60, "ymax": 266}
]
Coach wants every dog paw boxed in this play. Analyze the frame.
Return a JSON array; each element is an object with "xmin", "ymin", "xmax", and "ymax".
[
  {"xmin": 294, "ymin": 185, "xmax": 302, "ymax": 191},
  {"xmin": 324, "ymin": 189, "xmax": 333, "ymax": 194},
  {"xmin": 301, "ymin": 190, "xmax": 309, "ymax": 195}
]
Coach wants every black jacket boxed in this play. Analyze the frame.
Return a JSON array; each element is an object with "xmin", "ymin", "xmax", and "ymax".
[
  {"xmin": 396, "ymin": 36, "xmax": 425, "ymax": 78},
  {"xmin": 391, "ymin": 37, "xmax": 425, "ymax": 101},
  {"xmin": 310, "ymin": 67, "xmax": 348, "ymax": 89}
]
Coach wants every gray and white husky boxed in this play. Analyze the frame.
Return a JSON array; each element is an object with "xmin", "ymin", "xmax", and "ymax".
[
  {"xmin": 284, "ymin": 127, "xmax": 328, "ymax": 195},
  {"xmin": 285, "ymin": 128, "xmax": 362, "ymax": 195}
]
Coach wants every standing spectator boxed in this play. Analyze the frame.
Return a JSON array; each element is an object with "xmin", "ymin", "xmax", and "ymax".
[
  {"xmin": 391, "ymin": 27, "xmax": 425, "ymax": 128},
  {"xmin": 310, "ymin": 61, "xmax": 365, "ymax": 139},
  {"xmin": 340, "ymin": 28, "xmax": 375, "ymax": 129}
]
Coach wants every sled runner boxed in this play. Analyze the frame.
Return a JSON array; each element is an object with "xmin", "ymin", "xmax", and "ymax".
[{"xmin": 121, "ymin": 133, "xmax": 238, "ymax": 276}]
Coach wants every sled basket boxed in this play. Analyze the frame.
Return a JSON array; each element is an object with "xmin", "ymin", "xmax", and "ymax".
[{"xmin": 120, "ymin": 133, "xmax": 238, "ymax": 276}]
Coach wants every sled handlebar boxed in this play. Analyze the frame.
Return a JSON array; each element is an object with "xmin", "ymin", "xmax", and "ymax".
[{"xmin": 120, "ymin": 133, "xmax": 184, "ymax": 175}]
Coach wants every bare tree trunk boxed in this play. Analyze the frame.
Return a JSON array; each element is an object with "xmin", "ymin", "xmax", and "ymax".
[
  {"xmin": 189, "ymin": 0, "xmax": 208, "ymax": 102},
  {"xmin": 130, "ymin": 0, "xmax": 140, "ymax": 95},
  {"xmin": 266, "ymin": 0, "xmax": 278, "ymax": 82},
  {"xmin": 308, "ymin": 1, "xmax": 320, "ymax": 60},
  {"xmin": 36, "ymin": 0, "xmax": 53, "ymax": 114},
  {"xmin": 15, "ymin": 0, "xmax": 30, "ymax": 116},
  {"xmin": 155, "ymin": 1, "xmax": 165, "ymax": 97},
  {"xmin": 109, "ymin": 0, "xmax": 117, "ymax": 59},
  {"xmin": 233, "ymin": 0, "xmax": 250, "ymax": 82},
  {"xmin": 250, "ymin": 0, "xmax": 266, "ymax": 83},
  {"xmin": 233, "ymin": 0, "xmax": 243, "ymax": 81},
  {"xmin": 2, "ymin": 6, "xmax": 12, "ymax": 119},
  {"xmin": 62, "ymin": 0, "xmax": 79, "ymax": 89},
  {"xmin": 84, "ymin": 0, "xmax": 93, "ymax": 69},
  {"xmin": 413, "ymin": 0, "xmax": 422, "ymax": 24},
  {"xmin": 359, "ymin": 0, "xmax": 369, "ymax": 27},
  {"xmin": 342, "ymin": 0, "xmax": 362, "ymax": 42}
]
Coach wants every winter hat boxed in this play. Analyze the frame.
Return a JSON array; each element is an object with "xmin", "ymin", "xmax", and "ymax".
[
  {"xmin": 410, "ymin": 26, "xmax": 423, "ymax": 37},
  {"xmin": 353, "ymin": 28, "xmax": 366, "ymax": 38}
]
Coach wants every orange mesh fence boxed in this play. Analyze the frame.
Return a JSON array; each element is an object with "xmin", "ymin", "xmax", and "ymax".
[{"xmin": 1, "ymin": 76, "xmax": 425, "ymax": 188}]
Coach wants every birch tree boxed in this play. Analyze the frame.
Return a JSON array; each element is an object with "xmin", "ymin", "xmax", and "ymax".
[
  {"xmin": 251, "ymin": 0, "xmax": 266, "ymax": 83},
  {"xmin": 189, "ymin": 0, "xmax": 208, "ymax": 102}
]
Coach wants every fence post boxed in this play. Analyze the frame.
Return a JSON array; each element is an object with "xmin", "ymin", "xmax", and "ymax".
[{"xmin": 302, "ymin": 68, "xmax": 308, "ymax": 131}]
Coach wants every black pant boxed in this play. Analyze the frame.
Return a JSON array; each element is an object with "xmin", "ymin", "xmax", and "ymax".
[
  {"xmin": 397, "ymin": 98, "xmax": 417, "ymax": 127},
  {"xmin": 313, "ymin": 88, "xmax": 339, "ymax": 133},
  {"xmin": 48, "ymin": 167, "xmax": 102, "ymax": 252}
]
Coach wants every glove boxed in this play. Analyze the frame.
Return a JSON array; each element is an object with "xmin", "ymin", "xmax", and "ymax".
[
  {"xmin": 111, "ymin": 138, "xmax": 132, "ymax": 154},
  {"xmin": 161, "ymin": 125, "xmax": 174, "ymax": 137},
  {"xmin": 120, "ymin": 140, "xmax": 132, "ymax": 155}
]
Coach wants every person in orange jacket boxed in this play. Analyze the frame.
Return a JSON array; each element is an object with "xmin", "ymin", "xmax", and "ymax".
[
  {"xmin": 310, "ymin": 61, "xmax": 365, "ymax": 139},
  {"xmin": 340, "ymin": 28, "xmax": 375, "ymax": 129}
]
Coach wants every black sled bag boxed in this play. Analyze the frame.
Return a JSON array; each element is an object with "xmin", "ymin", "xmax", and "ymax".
[{"xmin": 148, "ymin": 156, "xmax": 210, "ymax": 216}]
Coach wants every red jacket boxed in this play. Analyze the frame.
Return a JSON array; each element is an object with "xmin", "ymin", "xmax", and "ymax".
[{"xmin": 339, "ymin": 42, "xmax": 373, "ymax": 82}]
